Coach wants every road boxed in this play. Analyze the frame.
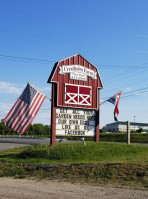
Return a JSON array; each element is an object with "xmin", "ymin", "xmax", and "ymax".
[
  {"xmin": 0, "ymin": 137, "xmax": 75, "ymax": 151},
  {"xmin": 0, "ymin": 177, "xmax": 148, "ymax": 199},
  {"xmin": 0, "ymin": 137, "xmax": 51, "ymax": 145},
  {"xmin": 0, "ymin": 137, "xmax": 50, "ymax": 151}
]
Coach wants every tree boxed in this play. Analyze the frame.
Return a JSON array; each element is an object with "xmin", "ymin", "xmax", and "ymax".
[
  {"xmin": 136, "ymin": 128, "xmax": 143, "ymax": 133},
  {"xmin": 0, "ymin": 121, "xmax": 51, "ymax": 136},
  {"xmin": 101, "ymin": 126, "xmax": 107, "ymax": 133}
]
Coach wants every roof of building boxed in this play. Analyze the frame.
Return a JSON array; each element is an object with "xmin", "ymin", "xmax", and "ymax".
[
  {"xmin": 106, "ymin": 121, "xmax": 148, "ymax": 127},
  {"xmin": 47, "ymin": 53, "xmax": 103, "ymax": 88}
]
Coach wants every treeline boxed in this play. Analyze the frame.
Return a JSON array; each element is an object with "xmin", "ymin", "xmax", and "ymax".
[{"xmin": 0, "ymin": 121, "xmax": 51, "ymax": 136}]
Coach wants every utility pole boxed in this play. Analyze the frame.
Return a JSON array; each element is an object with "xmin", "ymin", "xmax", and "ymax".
[{"xmin": 127, "ymin": 121, "xmax": 130, "ymax": 144}]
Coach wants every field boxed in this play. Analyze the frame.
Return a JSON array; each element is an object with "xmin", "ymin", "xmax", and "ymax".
[
  {"xmin": 100, "ymin": 133, "xmax": 148, "ymax": 143},
  {"xmin": 64, "ymin": 133, "xmax": 148, "ymax": 143},
  {"xmin": 0, "ymin": 142, "xmax": 148, "ymax": 189}
]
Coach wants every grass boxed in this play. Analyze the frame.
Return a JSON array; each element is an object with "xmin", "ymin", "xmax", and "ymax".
[
  {"xmin": 0, "ymin": 142, "xmax": 148, "ymax": 164},
  {"xmin": 64, "ymin": 133, "xmax": 148, "ymax": 143},
  {"xmin": 100, "ymin": 133, "xmax": 148, "ymax": 143},
  {"xmin": 0, "ymin": 142, "xmax": 148, "ymax": 189}
]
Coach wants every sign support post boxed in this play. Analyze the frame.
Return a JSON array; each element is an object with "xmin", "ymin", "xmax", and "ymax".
[
  {"xmin": 50, "ymin": 83, "xmax": 56, "ymax": 145},
  {"xmin": 95, "ymin": 110, "xmax": 99, "ymax": 142}
]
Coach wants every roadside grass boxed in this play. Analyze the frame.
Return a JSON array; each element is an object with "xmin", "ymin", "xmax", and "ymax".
[
  {"xmin": 0, "ymin": 142, "xmax": 148, "ymax": 165},
  {"xmin": 0, "ymin": 142, "xmax": 148, "ymax": 189},
  {"xmin": 100, "ymin": 133, "xmax": 148, "ymax": 143},
  {"xmin": 64, "ymin": 133, "xmax": 148, "ymax": 143}
]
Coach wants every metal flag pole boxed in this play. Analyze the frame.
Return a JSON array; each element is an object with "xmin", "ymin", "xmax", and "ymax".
[{"xmin": 28, "ymin": 81, "xmax": 51, "ymax": 101}]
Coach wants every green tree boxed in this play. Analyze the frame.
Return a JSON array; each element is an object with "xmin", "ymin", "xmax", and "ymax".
[
  {"xmin": 33, "ymin": 123, "xmax": 45, "ymax": 135},
  {"xmin": 44, "ymin": 125, "xmax": 51, "ymax": 136},
  {"xmin": 136, "ymin": 128, "xmax": 143, "ymax": 133},
  {"xmin": 102, "ymin": 126, "xmax": 107, "ymax": 133}
]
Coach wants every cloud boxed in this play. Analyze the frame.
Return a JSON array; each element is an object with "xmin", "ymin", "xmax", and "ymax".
[
  {"xmin": 33, "ymin": 110, "xmax": 51, "ymax": 125},
  {"xmin": 134, "ymin": 50, "xmax": 148, "ymax": 54},
  {"xmin": 135, "ymin": 91, "xmax": 148, "ymax": 96},
  {"xmin": 39, "ymin": 86, "xmax": 51, "ymax": 92},
  {"xmin": 132, "ymin": 33, "xmax": 148, "ymax": 39},
  {"xmin": 0, "ymin": 102, "xmax": 13, "ymax": 120},
  {"xmin": 124, "ymin": 87, "xmax": 132, "ymax": 92},
  {"xmin": 0, "ymin": 81, "xmax": 51, "ymax": 95},
  {"xmin": 0, "ymin": 82, "xmax": 23, "ymax": 94}
]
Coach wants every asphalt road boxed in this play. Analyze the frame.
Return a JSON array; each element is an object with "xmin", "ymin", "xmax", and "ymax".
[
  {"xmin": 0, "ymin": 137, "xmax": 51, "ymax": 151},
  {"xmin": 0, "ymin": 143, "xmax": 30, "ymax": 151},
  {"xmin": 0, "ymin": 137, "xmax": 51, "ymax": 145},
  {"xmin": 0, "ymin": 137, "xmax": 72, "ymax": 151}
]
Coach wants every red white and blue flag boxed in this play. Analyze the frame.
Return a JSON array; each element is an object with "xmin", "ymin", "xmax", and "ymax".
[
  {"xmin": 3, "ymin": 82, "xmax": 45, "ymax": 135},
  {"xmin": 107, "ymin": 91, "xmax": 121, "ymax": 121}
]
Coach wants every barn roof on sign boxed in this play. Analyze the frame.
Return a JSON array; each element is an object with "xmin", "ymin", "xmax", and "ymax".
[{"xmin": 47, "ymin": 54, "xmax": 103, "ymax": 88}]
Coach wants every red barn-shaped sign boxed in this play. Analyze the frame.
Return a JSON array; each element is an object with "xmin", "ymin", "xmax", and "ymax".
[{"xmin": 47, "ymin": 54, "xmax": 103, "ymax": 145}]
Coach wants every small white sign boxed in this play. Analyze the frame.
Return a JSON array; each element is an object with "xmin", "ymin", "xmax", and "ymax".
[{"xmin": 59, "ymin": 65, "xmax": 97, "ymax": 81}]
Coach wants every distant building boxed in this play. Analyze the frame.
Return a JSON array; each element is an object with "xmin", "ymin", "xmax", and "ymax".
[{"xmin": 106, "ymin": 121, "xmax": 148, "ymax": 133}]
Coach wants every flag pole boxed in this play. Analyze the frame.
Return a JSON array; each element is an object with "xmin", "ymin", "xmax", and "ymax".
[
  {"xmin": 100, "ymin": 99, "xmax": 108, "ymax": 106},
  {"xmin": 28, "ymin": 81, "xmax": 51, "ymax": 101}
]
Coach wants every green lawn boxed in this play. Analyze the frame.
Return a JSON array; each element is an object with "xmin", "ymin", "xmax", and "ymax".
[
  {"xmin": 0, "ymin": 142, "xmax": 148, "ymax": 165},
  {"xmin": 100, "ymin": 133, "xmax": 148, "ymax": 143}
]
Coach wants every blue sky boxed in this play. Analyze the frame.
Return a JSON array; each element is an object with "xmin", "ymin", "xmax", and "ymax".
[{"xmin": 0, "ymin": 0, "xmax": 148, "ymax": 128}]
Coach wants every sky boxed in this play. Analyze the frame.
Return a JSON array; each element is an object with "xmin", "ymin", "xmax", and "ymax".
[{"xmin": 0, "ymin": 0, "xmax": 148, "ymax": 128}]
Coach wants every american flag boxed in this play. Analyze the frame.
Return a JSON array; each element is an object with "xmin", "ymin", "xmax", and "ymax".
[
  {"xmin": 65, "ymin": 84, "xmax": 91, "ymax": 105},
  {"xmin": 3, "ymin": 82, "xmax": 45, "ymax": 135}
]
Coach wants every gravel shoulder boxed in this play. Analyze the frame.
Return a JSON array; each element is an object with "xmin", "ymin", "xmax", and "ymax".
[{"xmin": 0, "ymin": 177, "xmax": 148, "ymax": 199}]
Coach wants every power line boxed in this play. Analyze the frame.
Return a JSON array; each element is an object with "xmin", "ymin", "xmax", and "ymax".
[
  {"xmin": 0, "ymin": 7, "xmax": 73, "ymax": 26},
  {"xmin": 102, "ymin": 63, "xmax": 148, "ymax": 85},
  {"xmin": 0, "ymin": 57, "xmax": 50, "ymax": 65},
  {"xmin": 0, "ymin": 54, "xmax": 148, "ymax": 98},
  {"xmin": 0, "ymin": 54, "xmax": 56, "ymax": 64},
  {"xmin": 101, "ymin": 76, "xmax": 148, "ymax": 95},
  {"xmin": 1, "ymin": 53, "xmax": 148, "ymax": 70},
  {"xmin": 101, "ymin": 86, "xmax": 148, "ymax": 101},
  {"xmin": 122, "ymin": 86, "xmax": 148, "ymax": 96},
  {"xmin": 0, "ymin": 28, "xmax": 72, "ymax": 43},
  {"xmin": 102, "ymin": 68, "xmax": 148, "ymax": 92},
  {"xmin": 121, "ymin": 90, "xmax": 148, "ymax": 99},
  {"xmin": 96, "ymin": 64, "xmax": 148, "ymax": 68},
  {"xmin": 40, "ymin": 108, "xmax": 51, "ymax": 111}
]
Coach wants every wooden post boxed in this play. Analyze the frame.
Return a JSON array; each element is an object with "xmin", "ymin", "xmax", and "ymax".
[
  {"xmin": 95, "ymin": 109, "xmax": 99, "ymax": 142},
  {"xmin": 50, "ymin": 83, "xmax": 56, "ymax": 145},
  {"xmin": 127, "ymin": 121, "xmax": 130, "ymax": 144},
  {"xmin": 95, "ymin": 88, "xmax": 100, "ymax": 142}
]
